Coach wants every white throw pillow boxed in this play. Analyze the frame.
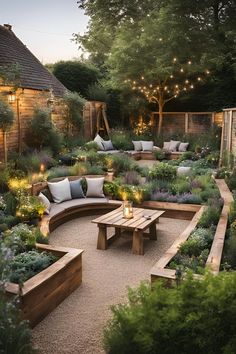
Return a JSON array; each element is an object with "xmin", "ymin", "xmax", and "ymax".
[
  {"xmin": 94, "ymin": 134, "xmax": 105, "ymax": 151},
  {"xmin": 38, "ymin": 192, "xmax": 51, "ymax": 215},
  {"xmin": 48, "ymin": 178, "xmax": 72, "ymax": 203},
  {"xmin": 132, "ymin": 141, "xmax": 142, "ymax": 151},
  {"xmin": 178, "ymin": 142, "xmax": 189, "ymax": 152},
  {"xmin": 169, "ymin": 140, "xmax": 181, "ymax": 152},
  {"xmin": 163, "ymin": 141, "xmax": 171, "ymax": 150},
  {"xmin": 141, "ymin": 141, "xmax": 154, "ymax": 151},
  {"xmin": 86, "ymin": 177, "xmax": 105, "ymax": 198}
]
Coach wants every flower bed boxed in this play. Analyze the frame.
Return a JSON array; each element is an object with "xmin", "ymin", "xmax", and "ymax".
[
  {"xmin": 5, "ymin": 243, "xmax": 83, "ymax": 327},
  {"xmin": 150, "ymin": 179, "xmax": 233, "ymax": 283}
]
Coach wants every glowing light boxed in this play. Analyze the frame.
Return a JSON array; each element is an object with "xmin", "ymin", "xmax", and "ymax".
[
  {"xmin": 190, "ymin": 84, "xmax": 194, "ymax": 89},
  {"xmin": 141, "ymin": 76, "xmax": 144, "ymax": 80},
  {"xmin": 175, "ymin": 84, "xmax": 179, "ymax": 88},
  {"xmin": 159, "ymin": 38, "xmax": 163, "ymax": 41},
  {"xmin": 149, "ymin": 84, "xmax": 152, "ymax": 88},
  {"xmin": 185, "ymin": 80, "xmax": 189, "ymax": 84},
  {"xmin": 206, "ymin": 70, "xmax": 210, "ymax": 74},
  {"xmin": 170, "ymin": 75, "xmax": 174, "ymax": 78},
  {"xmin": 173, "ymin": 57, "xmax": 177, "ymax": 62},
  {"xmin": 180, "ymin": 68, "xmax": 184, "ymax": 72},
  {"xmin": 188, "ymin": 61, "xmax": 192, "ymax": 65},
  {"xmin": 197, "ymin": 77, "xmax": 201, "ymax": 81}
]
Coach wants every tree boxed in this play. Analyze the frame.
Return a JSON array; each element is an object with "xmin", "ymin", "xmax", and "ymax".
[
  {"xmin": 0, "ymin": 98, "xmax": 14, "ymax": 164},
  {"xmin": 75, "ymin": 0, "xmax": 236, "ymax": 119},
  {"xmin": 62, "ymin": 91, "xmax": 85, "ymax": 137},
  {"xmin": 52, "ymin": 60, "xmax": 101, "ymax": 97}
]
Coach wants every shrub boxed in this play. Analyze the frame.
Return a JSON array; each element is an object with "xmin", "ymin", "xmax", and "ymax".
[
  {"xmin": 111, "ymin": 154, "xmax": 139, "ymax": 175},
  {"xmin": 123, "ymin": 171, "xmax": 141, "ymax": 185},
  {"xmin": 25, "ymin": 108, "xmax": 62, "ymax": 154},
  {"xmin": 154, "ymin": 150, "xmax": 166, "ymax": 160},
  {"xmin": 9, "ymin": 250, "xmax": 57, "ymax": 283},
  {"xmin": 198, "ymin": 206, "xmax": 221, "ymax": 228},
  {"xmin": 149, "ymin": 163, "xmax": 177, "ymax": 181},
  {"xmin": 3, "ymin": 223, "xmax": 36, "ymax": 254},
  {"xmin": 229, "ymin": 199, "xmax": 236, "ymax": 224},
  {"xmin": 225, "ymin": 234, "xmax": 236, "ymax": 268},
  {"xmin": 84, "ymin": 141, "xmax": 99, "ymax": 151},
  {"xmin": 104, "ymin": 272, "xmax": 236, "ymax": 354},
  {"xmin": 86, "ymin": 82, "xmax": 109, "ymax": 102},
  {"xmin": 47, "ymin": 166, "xmax": 70, "ymax": 180},
  {"xmin": 110, "ymin": 130, "xmax": 133, "ymax": 150},
  {"xmin": 0, "ymin": 246, "xmax": 35, "ymax": 354},
  {"xmin": 179, "ymin": 238, "xmax": 204, "ymax": 257},
  {"xmin": 62, "ymin": 91, "xmax": 85, "ymax": 133},
  {"xmin": 177, "ymin": 193, "xmax": 202, "ymax": 204}
]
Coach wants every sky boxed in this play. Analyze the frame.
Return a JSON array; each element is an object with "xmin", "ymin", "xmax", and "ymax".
[{"xmin": 0, "ymin": 0, "xmax": 89, "ymax": 63}]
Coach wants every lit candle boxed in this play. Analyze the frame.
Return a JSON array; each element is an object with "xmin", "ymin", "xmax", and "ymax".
[{"xmin": 123, "ymin": 201, "xmax": 133, "ymax": 219}]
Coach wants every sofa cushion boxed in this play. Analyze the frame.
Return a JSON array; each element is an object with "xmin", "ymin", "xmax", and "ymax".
[
  {"xmin": 163, "ymin": 141, "xmax": 171, "ymax": 150},
  {"xmin": 94, "ymin": 134, "xmax": 105, "ymax": 151},
  {"xmin": 169, "ymin": 140, "xmax": 181, "ymax": 151},
  {"xmin": 97, "ymin": 150, "xmax": 120, "ymax": 154},
  {"xmin": 48, "ymin": 197, "xmax": 108, "ymax": 217},
  {"xmin": 70, "ymin": 179, "xmax": 85, "ymax": 199},
  {"xmin": 178, "ymin": 142, "xmax": 189, "ymax": 152},
  {"xmin": 132, "ymin": 141, "xmax": 142, "ymax": 151},
  {"xmin": 48, "ymin": 178, "xmax": 72, "ymax": 203},
  {"xmin": 38, "ymin": 192, "xmax": 51, "ymax": 214},
  {"xmin": 102, "ymin": 140, "xmax": 114, "ymax": 151},
  {"xmin": 141, "ymin": 141, "xmax": 154, "ymax": 151},
  {"xmin": 86, "ymin": 177, "xmax": 105, "ymax": 198}
]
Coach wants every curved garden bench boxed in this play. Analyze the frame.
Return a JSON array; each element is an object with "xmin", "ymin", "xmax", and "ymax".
[{"xmin": 40, "ymin": 198, "xmax": 122, "ymax": 236}]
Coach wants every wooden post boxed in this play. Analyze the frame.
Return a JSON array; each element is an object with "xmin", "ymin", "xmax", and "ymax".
[
  {"xmin": 149, "ymin": 223, "xmax": 157, "ymax": 240},
  {"xmin": 185, "ymin": 113, "xmax": 188, "ymax": 133},
  {"xmin": 16, "ymin": 97, "xmax": 22, "ymax": 154},
  {"xmin": 3, "ymin": 131, "xmax": 7, "ymax": 164},
  {"xmin": 97, "ymin": 225, "xmax": 107, "ymax": 250}
]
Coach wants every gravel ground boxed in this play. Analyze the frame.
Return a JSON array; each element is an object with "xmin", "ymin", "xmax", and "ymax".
[{"xmin": 32, "ymin": 215, "xmax": 189, "ymax": 354}]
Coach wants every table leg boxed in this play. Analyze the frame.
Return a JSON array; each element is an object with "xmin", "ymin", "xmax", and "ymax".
[
  {"xmin": 149, "ymin": 222, "xmax": 157, "ymax": 240},
  {"xmin": 132, "ymin": 229, "xmax": 144, "ymax": 255},
  {"xmin": 97, "ymin": 225, "xmax": 107, "ymax": 250},
  {"xmin": 115, "ymin": 227, "xmax": 121, "ymax": 238}
]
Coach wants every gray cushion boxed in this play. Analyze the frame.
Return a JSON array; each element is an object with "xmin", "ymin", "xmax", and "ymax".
[
  {"xmin": 48, "ymin": 178, "xmax": 72, "ymax": 203},
  {"xmin": 169, "ymin": 140, "xmax": 181, "ymax": 151},
  {"xmin": 38, "ymin": 192, "xmax": 51, "ymax": 214},
  {"xmin": 178, "ymin": 142, "xmax": 189, "ymax": 152},
  {"xmin": 141, "ymin": 141, "xmax": 154, "ymax": 151},
  {"xmin": 70, "ymin": 179, "xmax": 85, "ymax": 199},
  {"xmin": 94, "ymin": 134, "xmax": 105, "ymax": 151},
  {"xmin": 102, "ymin": 140, "xmax": 114, "ymax": 151},
  {"xmin": 132, "ymin": 141, "xmax": 142, "ymax": 151},
  {"xmin": 86, "ymin": 177, "xmax": 105, "ymax": 198},
  {"xmin": 163, "ymin": 141, "xmax": 171, "ymax": 150}
]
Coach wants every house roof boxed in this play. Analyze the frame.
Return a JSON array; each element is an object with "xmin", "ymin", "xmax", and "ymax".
[{"xmin": 0, "ymin": 24, "xmax": 67, "ymax": 96}]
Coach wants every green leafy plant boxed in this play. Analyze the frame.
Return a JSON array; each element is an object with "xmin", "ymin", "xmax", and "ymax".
[
  {"xmin": 149, "ymin": 162, "xmax": 177, "ymax": 181},
  {"xmin": 83, "ymin": 141, "xmax": 99, "ymax": 151},
  {"xmin": 3, "ymin": 223, "xmax": 37, "ymax": 254},
  {"xmin": 9, "ymin": 250, "xmax": 57, "ymax": 283},
  {"xmin": 25, "ymin": 108, "xmax": 62, "ymax": 154},
  {"xmin": 0, "ymin": 98, "xmax": 14, "ymax": 164},
  {"xmin": 63, "ymin": 91, "xmax": 85, "ymax": 135},
  {"xmin": 198, "ymin": 206, "xmax": 221, "ymax": 228},
  {"xmin": 104, "ymin": 272, "xmax": 236, "ymax": 354}
]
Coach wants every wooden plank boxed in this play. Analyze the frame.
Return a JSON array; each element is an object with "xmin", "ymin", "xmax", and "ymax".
[{"xmin": 150, "ymin": 206, "xmax": 205, "ymax": 275}]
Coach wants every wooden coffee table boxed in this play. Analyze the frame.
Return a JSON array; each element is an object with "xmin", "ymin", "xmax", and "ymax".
[{"xmin": 92, "ymin": 207, "xmax": 165, "ymax": 255}]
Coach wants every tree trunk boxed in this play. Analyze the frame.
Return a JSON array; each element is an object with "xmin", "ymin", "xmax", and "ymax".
[
  {"xmin": 3, "ymin": 131, "xmax": 7, "ymax": 165},
  {"xmin": 157, "ymin": 99, "xmax": 164, "ymax": 135}
]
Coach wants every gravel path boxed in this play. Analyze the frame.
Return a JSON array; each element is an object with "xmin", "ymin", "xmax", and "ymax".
[{"xmin": 32, "ymin": 215, "xmax": 189, "ymax": 354}]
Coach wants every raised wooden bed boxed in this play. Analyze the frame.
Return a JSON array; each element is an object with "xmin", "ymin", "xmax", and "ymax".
[
  {"xmin": 5, "ymin": 244, "xmax": 83, "ymax": 327},
  {"xmin": 150, "ymin": 179, "xmax": 233, "ymax": 284}
]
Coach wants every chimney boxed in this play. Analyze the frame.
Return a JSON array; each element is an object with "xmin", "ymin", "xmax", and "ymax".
[{"xmin": 3, "ymin": 24, "xmax": 12, "ymax": 31}]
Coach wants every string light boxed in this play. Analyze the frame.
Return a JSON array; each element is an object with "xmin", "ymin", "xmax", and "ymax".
[
  {"xmin": 173, "ymin": 57, "xmax": 177, "ymax": 62},
  {"xmin": 180, "ymin": 68, "xmax": 184, "ymax": 72},
  {"xmin": 188, "ymin": 61, "xmax": 192, "ymax": 65}
]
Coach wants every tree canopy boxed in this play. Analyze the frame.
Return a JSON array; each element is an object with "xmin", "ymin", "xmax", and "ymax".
[
  {"xmin": 75, "ymin": 0, "xmax": 236, "ymax": 114},
  {"xmin": 52, "ymin": 60, "xmax": 101, "ymax": 98}
]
